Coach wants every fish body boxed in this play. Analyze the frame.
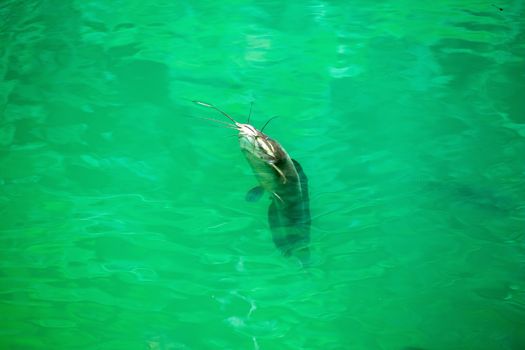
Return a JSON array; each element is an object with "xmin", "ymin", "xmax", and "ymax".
[
  {"xmin": 195, "ymin": 101, "xmax": 311, "ymax": 264},
  {"xmin": 238, "ymin": 123, "xmax": 311, "ymax": 264}
]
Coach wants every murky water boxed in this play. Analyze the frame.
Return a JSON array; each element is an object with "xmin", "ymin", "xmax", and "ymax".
[{"xmin": 1, "ymin": 1, "xmax": 524, "ymax": 349}]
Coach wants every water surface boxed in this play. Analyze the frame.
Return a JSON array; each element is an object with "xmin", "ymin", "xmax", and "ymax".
[{"xmin": 1, "ymin": 1, "xmax": 524, "ymax": 349}]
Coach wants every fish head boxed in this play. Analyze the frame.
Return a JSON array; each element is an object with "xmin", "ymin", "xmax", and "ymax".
[{"xmin": 237, "ymin": 123, "xmax": 281, "ymax": 163}]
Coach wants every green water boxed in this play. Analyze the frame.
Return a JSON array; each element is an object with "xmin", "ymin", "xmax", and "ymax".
[{"xmin": 1, "ymin": 0, "xmax": 524, "ymax": 349}]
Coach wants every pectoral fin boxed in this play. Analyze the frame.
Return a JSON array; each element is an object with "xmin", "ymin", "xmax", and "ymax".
[{"xmin": 245, "ymin": 186, "xmax": 264, "ymax": 202}]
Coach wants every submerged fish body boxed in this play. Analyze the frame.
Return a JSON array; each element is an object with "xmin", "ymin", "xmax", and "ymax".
[
  {"xmin": 238, "ymin": 123, "xmax": 311, "ymax": 264},
  {"xmin": 194, "ymin": 101, "xmax": 311, "ymax": 264}
]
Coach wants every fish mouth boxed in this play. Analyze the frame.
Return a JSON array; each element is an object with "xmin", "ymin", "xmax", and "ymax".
[{"xmin": 236, "ymin": 123, "xmax": 258, "ymax": 138}]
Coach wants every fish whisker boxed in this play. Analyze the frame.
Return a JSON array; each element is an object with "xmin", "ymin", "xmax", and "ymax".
[
  {"xmin": 260, "ymin": 116, "xmax": 279, "ymax": 133},
  {"xmin": 193, "ymin": 100, "xmax": 238, "ymax": 124},
  {"xmin": 194, "ymin": 116, "xmax": 239, "ymax": 130}
]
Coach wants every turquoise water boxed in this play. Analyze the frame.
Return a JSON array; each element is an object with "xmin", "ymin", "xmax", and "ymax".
[{"xmin": 1, "ymin": 0, "xmax": 524, "ymax": 349}]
